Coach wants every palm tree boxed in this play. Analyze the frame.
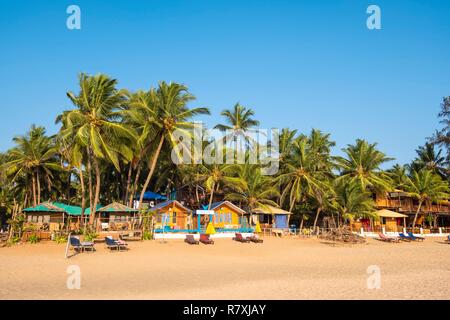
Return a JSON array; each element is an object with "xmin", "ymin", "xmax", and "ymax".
[
  {"xmin": 335, "ymin": 139, "xmax": 393, "ymax": 193},
  {"xmin": 276, "ymin": 137, "xmax": 331, "ymax": 213},
  {"xmin": 195, "ymin": 163, "xmax": 242, "ymax": 209},
  {"xmin": 3, "ymin": 125, "xmax": 60, "ymax": 206},
  {"xmin": 57, "ymin": 73, "xmax": 136, "ymax": 225},
  {"xmin": 410, "ymin": 143, "xmax": 447, "ymax": 178},
  {"xmin": 388, "ymin": 164, "xmax": 409, "ymax": 189},
  {"xmin": 225, "ymin": 164, "xmax": 280, "ymax": 227},
  {"xmin": 405, "ymin": 169, "xmax": 450, "ymax": 228},
  {"xmin": 214, "ymin": 103, "xmax": 260, "ymax": 132},
  {"xmin": 134, "ymin": 82, "xmax": 210, "ymax": 209},
  {"xmin": 330, "ymin": 179, "xmax": 376, "ymax": 227}
]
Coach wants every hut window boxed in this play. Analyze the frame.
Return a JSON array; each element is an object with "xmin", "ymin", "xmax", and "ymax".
[
  {"xmin": 38, "ymin": 216, "xmax": 43, "ymax": 223},
  {"xmin": 31, "ymin": 215, "xmax": 38, "ymax": 223},
  {"xmin": 228, "ymin": 213, "xmax": 232, "ymax": 223},
  {"xmin": 43, "ymin": 215, "xmax": 50, "ymax": 223},
  {"xmin": 172, "ymin": 213, "xmax": 177, "ymax": 224},
  {"xmin": 110, "ymin": 215, "xmax": 115, "ymax": 222},
  {"xmin": 27, "ymin": 215, "xmax": 32, "ymax": 222}
]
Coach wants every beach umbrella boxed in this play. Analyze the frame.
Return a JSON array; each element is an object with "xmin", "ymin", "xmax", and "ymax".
[
  {"xmin": 205, "ymin": 222, "xmax": 216, "ymax": 235},
  {"xmin": 255, "ymin": 221, "xmax": 262, "ymax": 233}
]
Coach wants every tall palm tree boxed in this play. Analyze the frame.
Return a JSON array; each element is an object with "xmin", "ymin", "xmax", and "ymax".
[
  {"xmin": 225, "ymin": 164, "xmax": 280, "ymax": 226},
  {"xmin": 134, "ymin": 82, "xmax": 210, "ymax": 209},
  {"xmin": 330, "ymin": 179, "xmax": 376, "ymax": 227},
  {"xmin": 405, "ymin": 169, "xmax": 450, "ymax": 228},
  {"xmin": 410, "ymin": 143, "xmax": 447, "ymax": 178},
  {"xmin": 57, "ymin": 73, "xmax": 136, "ymax": 225},
  {"xmin": 214, "ymin": 103, "xmax": 260, "ymax": 132},
  {"xmin": 3, "ymin": 125, "xmax": 60, "ymax": 206},
  {"xmin": 388, "ymin": 164, "xmax": 409, "ymax": 190},
  {"xmin": 276, "ymin": 137, "xmax": 330, "ymax": 213},
  {"xmin": 196, "ymin": 163, "xmax": 242, "ymax": 209},
  {"xmin": 335, "ymin": 139, "xmax": 393, "ymax": 193}
]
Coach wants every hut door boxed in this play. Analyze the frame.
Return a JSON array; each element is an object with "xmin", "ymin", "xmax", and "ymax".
[{"xmin": 275, "ymin": 215, "xmax": 288, "ymax": 229}]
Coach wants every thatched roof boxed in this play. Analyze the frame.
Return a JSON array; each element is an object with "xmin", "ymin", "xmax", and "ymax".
[
  {"xmin": 97, "ymin": 202, "xmax": 138, "ymax": 213},
  {"xmin": 377, "ymin": 209, "xmax": 407, "ymax": 218},
  {"xmin": 253, "ymin": 205, "xmax": 292, "ymax": 215}
]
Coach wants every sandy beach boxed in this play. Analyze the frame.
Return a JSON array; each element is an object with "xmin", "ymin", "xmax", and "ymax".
[{"xmin": 1, "ymin": 237, "xmax": 449, "ymax": 300}]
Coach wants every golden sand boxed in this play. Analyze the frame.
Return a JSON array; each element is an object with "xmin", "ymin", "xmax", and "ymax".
[{"xmin": 1, "ymin": 237, "xmax": 449, "ymax": 299}]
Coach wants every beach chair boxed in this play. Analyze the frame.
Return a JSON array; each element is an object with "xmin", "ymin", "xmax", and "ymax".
[
  {"xmin": 233, "ymin": 233, "xmax": 251, "ymax": 243},
  {"xmin": 445, "ymin": 235, "xmax": 450, "ymax": 244},
  {"xmin": 398, "ymin": 233, "xmax": 412, "ymax": 242},
  {"xmin": 105, "ymin": 236, "xmax": 127, "ymax": 251},
  {"xmin": 246, "ymin": 234, "xmax": 263, "ymax": 243},
  {"xmin": 199, "ymin": 234, "xmax": 214, "ymax": 245},
  {"xmin": 407, "ymin": 232, "xmax": 425, "ymax": 242},
  {"xmin": 185, "ymin": 234, "xmax": 199, "ymax": 245},
  {"xmin": 70, "ymin": 236, "xmax": 95, "ymax": 253},
  {"xmin": 378, "ymin": 233, "xmax": 400, "ymax": 243}
]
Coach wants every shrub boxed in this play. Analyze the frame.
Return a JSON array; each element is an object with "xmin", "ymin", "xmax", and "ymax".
[
  {"xmin": 143, "ymin": 230, "xmax": 152, "ymax": 240},
  {"xmin": 54, "ymin": 235, "xmax": 67, "ymax": 244},
  {"xmin": 28, "ymin": 234, "xmax": 40, "ymax": 244}
]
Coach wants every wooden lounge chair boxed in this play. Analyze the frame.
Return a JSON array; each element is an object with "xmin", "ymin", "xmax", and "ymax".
[
  {"xmin": 233, "ymin": 233, "xmax": 251, "ymax": 243},
  {"xmin": 398, "ymin": 233, "xmax": 412, "ymax": 242},
  {"xmin": 185, "ymin": 234, "xmax": 199, "ymax": 245},
  {"xmin": 246, "ymin": 234, "xmax": 263, "ymax": 243},
  {"xmin": 378, "ymin": 233, "xmax": 400, "ymax": 243},
  {"xmin": 199, "ymin": 234, "xmax": 214, "ymax": 245},
  {"xmin": 407, "ymin": 232, "xmax": 425, "ymax": 242}
]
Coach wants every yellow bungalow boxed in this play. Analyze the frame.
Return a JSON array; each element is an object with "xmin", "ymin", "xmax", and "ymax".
[{"xmin": 209, "ymin": 201, "xmax": 247, "ymax": 229}]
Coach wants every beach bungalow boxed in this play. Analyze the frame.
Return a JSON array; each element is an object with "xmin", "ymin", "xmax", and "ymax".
[
  {"xmin": 23, "ymin": 202, "xmax": 87, "ymax": 239},
  {"xmin": 252, "ymin": 205, "xmax": 292, "ymax": 230},
  {"xmin": 95, "ymin": 202, "xmax": 139, "ymax": 231},
  {"xmin": 208, "ymin": 201, "xmax": 247, "ymax": 230},
  {"xmin": 150, "ymin": 200, "xmax": 192, "ymax": 232}
]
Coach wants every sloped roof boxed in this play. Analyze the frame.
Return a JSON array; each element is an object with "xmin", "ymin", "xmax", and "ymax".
[
  {"xmin": 209, "ymin": 201, "xmax": 246, "ymax": 214},
  {"xmin": 97, "ymin": 202, "xmax": 138, "ymax": 213},
  {"xmin": 135, "ymin": 191, "xmax": 167, "ymax": 201},
  {"xmin": 150, "ymin": 200, "xmax": 191, "ymax": 212},
  {"xmin": 253, "ymin": 205, "xmax": 292, "ymax": 215},
  {"xmin": 377, "ymin": 209, "xmax": 408, "ymax": 218},
  {"xmin": 24, "ymin": 202, "xmax": 88, "ymax": 216}
]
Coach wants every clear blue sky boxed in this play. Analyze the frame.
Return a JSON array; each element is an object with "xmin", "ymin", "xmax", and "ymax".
[{"xmin": 1, "ymin": 0, "xmax": 450, "ymax": 166}]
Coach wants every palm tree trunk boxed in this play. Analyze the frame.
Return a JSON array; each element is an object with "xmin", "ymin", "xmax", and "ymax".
[
  {"xmin": 138, "ymin": 135, "xmax": 165, "ymax": 210},
  {"xmin": 129, "ymin": 162, "xmax": 142, "ymax": 207},
  {"xmin": 31, "ymin": 173, "xmax": 37, "ymax": 206},
  {"xmin": 313, "ymin": 207, "xmax": 322, "ymax": 230},
  {"xmin": 87, "ymin": 149, "xmax": 94, "ymax": 225},
  {"xmin": 36, "ymin": 170, "xmax": 41, "ymax": 204},
  {"xmin": 412, "ymin": 200, "xmax": 423, "ymax": 231},
  {"xmin": 207, "ymin": 182, "xmax": 216, "ymax": 210},
  {"xmin": 124, "ymin": 163, "xmax": 133, "ymax": 204},
  {"xmin": 79, "ymin": 166, "xmax": 86, "ymax": 228},
  {"xmin": 92, "ymin": 156, "xmax": 101, "ymax": 229}
]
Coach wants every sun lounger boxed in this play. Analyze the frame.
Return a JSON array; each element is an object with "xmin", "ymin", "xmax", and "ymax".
[
  {"xmin": 246, "ymin": 235, "xmax": 263, "ymax": 243},
  {"xmin": 70, "ymin": 236, "xmax": 95, "ymax": 252},
  {"xmin": 407, "ymin": 232, "xmax": 425, "ymax": 242},
  {"xmin": 185, "ymin": 234, "xmax": 199, "ymax": 245},
  {"xmin": 105, "ymin": 236, "xmax": 128, "ymax": 251},
  {"xmin": 199, "ymin": 234, "xmax": 214, "ymax": 245},
  {"xmin": 233, "ymin": 233, "xmax": 251, "ymax": 243},
  {"xmin": 378, "ymin": 233, "xmax": 400, "ymax": 243},
  {"xmin": 398, "ymin": 233, "xmax": 412, "ymax": 241}
]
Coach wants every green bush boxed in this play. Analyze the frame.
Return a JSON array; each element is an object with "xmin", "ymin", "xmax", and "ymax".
[
  {"xmin": 54, "ymin": 235, "xmax": 67, "ymax": 244},
  {"xmin": 143, "ymin": 230, "xmax": 152, "ymax": 240},
  {"xmin": 28, "ymin": 234, "xmax": 40, "ymax": 244},
  {"xmin": 83, "ymin": 231, "xmax": 98, "ymax": 242}
]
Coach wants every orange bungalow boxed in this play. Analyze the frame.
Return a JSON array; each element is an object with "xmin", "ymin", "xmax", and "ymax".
[{"xmin": 150, "ymin": 200, "xmax": 192, "ymax": 232}]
